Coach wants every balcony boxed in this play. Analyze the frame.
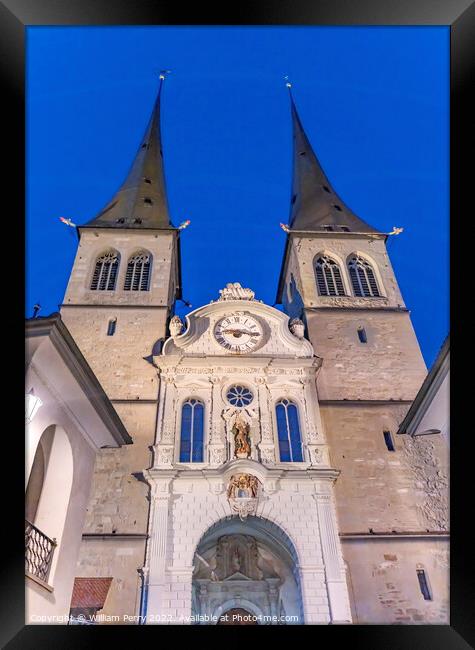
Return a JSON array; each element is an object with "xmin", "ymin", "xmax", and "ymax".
[{"xmin": 25, "ymin": 519, "xmax": 57, "ymax": 586}]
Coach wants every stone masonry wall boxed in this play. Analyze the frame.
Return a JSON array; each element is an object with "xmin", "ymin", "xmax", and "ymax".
[
  {"xmin": 76, "ymin": 537, "xmax": 146, "ymax": 622},
  {"xmin": 307, "ymin": 310, "xmax": 427, "ymax": 401},
  {"xmin": 63, "ymin": 229, "xmax": 177, "ymax": 309},
  {"xmin": 74, "ymin": 402, "xmax": 157, "ymax": 620},
  {"xmin": 61, "ymin": 307, "xmax": 165, "ymax": 400},
  {"xmin": 342, "ymin": 538, "xmax": 449, "ymax": 624},
  {"xmin": 322, "ymin": 404, "xmax": 449, "ymax": 533},
  {"xmin": 61, "ymin": 228, "xmax": 176, "ymax": 621}
]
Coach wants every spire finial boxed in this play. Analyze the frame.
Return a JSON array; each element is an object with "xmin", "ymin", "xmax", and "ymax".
[
  {"xmin": 284, "ymin": 74, "xmax": 292, "ymax": 89},
  {"xmin": 158, "ymin": 69, "xmax": 172, "ymax": 81}
]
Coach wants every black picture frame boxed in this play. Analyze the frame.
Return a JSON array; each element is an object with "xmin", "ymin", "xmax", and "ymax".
[{"xmin": 6, "ymin": 0, "xmax": 472, "ymax": 647}]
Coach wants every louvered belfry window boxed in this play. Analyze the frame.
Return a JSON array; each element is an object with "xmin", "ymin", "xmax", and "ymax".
[
  {"xmin": 90, "ymin": 251, "xmax": 119, "ymax": 291},
  {"xmin": 124, "ymin": 252, "xmax": 151, "ymax": 291},
  {"xmin": 348, "ymin": 255, "xmax": 381, "ymax": 297},
  {"xmin": 315, "ymin": 255, "xmax": 345, "ymax": 296}
]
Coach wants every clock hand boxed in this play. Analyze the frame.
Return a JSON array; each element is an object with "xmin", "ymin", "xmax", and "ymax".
[{"xmin": 222, "ymin": 329, "xmax": 261, "ymax": 337}]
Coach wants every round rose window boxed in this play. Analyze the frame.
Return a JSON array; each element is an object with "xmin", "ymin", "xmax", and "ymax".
[{"xmin": 226, "ymin": 385, "xmax": 254, "ymax": 407}]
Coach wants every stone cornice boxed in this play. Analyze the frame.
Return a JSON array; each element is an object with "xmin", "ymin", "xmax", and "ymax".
[
  {"xmin": 340, "ymin": 531, "xmax": 449, "ymax": 540},
  {"xmin": 142, "ymin": 460, "xmax": 340, "ymax": 484},
  {"xmin": 60, "ymin": 303, "xmax": 168, "ymax": 310}
]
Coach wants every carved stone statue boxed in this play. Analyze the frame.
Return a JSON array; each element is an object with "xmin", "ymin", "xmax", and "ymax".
[
  {"xmin": 231, "ymin": 547, "xmax": 241, "ymax": 572},
  {"xmin": 169, "ymin": 315, "xmax": 184, "ymax": 337},
  {"xmin": 218, "ymin": 282, "xmax": 256, "ymax": 302},
  {"xmin": 289, "ymin": 317, "xmax": 305, "ymax": 339},
  {"xmin": 232, "ymin": 417, "xmax": 251, "ymax": 459}
]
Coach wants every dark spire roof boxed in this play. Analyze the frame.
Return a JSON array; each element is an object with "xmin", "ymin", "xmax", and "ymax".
[
  {"xmin": 85, "ymin": 75, "xmax": 173, "ymax": 229},
  {"xmin": 288, "ymin": 87, "xmax": 380, "ymax": 234}
]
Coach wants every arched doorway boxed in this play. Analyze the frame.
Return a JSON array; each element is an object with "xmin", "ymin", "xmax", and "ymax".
[
  {"xmin": 217, "ymin": 608, "xmax": 258, "ymax": 625},
  {"xmin": 192, "ymin": 516, "xmax": 303, "ymax": 624}
]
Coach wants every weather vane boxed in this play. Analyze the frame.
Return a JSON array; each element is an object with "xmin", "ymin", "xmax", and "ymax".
[
  {"xmin": 284, "ymin": 74, "xmax": 292, "ymax": 89},
  {"xmin": 159, "ymin": 69, "xmax": 172, "ymax": 80}
]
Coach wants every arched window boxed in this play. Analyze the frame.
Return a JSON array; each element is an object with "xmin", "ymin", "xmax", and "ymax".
[
  {"xmin": 90, "ymin": 251, "xmax": 119, "ymax": 291},
  {"xmin": 179, "ymin": 399, "xmax": 204, "ymax": 462},
  {"xmin": 348, "ymin": 255, "xmax": 381, "ymax": 297},
  {"xmin": 276, "ymin": 399, "xmax": 303, "ymax": 462},
  {"xmin": 315, "ymin": 255, "xmax": 345, "ymax": 296},
  {"xmin": 124, "ymin": 251, "xmax": 151, "ymax": 291}
]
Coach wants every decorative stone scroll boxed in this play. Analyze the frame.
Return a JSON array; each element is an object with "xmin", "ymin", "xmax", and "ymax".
[
  {"xmin": 209, "ymin": 446, "xmax": 226, "ymax": 466},
  {"xmin": 153, "ymin": 445, "xmax": 174, "ymax": 466},
  {"xmin": 308, "ymin": 446, "xmax": 326, "ymax": 465},
  {"xmin": 227, "ymin": 474, "xmax": 261, "ymax": 521}
]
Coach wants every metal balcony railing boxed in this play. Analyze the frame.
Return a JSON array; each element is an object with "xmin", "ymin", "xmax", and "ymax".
[{"xmin": 25, "ymin": 519, "xmax": 57, "ymax": 583}]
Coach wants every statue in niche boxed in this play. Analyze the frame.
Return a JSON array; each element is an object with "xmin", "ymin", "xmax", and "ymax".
[
  {"xmin": 232, "ymin": 416, "xmax": 251, "ymax": 459},
  {"xmin": 231, "ymin": 547, "xmax": 241, "ymax": 572}
]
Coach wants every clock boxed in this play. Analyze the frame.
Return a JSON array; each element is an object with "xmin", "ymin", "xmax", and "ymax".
[{"xmin": 214, "ymin": 314, "xmax": 262, "ymax": 353}]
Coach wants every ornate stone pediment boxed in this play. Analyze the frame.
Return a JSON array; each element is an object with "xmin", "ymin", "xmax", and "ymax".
[{"xmin": 223, "ymin": 571, "xmax": 253, "ymax": 582}]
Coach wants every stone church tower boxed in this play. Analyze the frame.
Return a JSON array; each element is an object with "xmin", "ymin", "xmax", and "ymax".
[
  {"xmin": 58, "ymin": 79, "xmax": 448, "ymax": 624},
  {"xmin": 60, "ymin": 75, "xmax": 183, "ymax": 617},
  {"xmin": 276, "ymin": 89, "xmax": 449, "ymax": 623}
]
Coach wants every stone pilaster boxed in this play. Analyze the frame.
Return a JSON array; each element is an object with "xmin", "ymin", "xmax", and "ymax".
[
  {"xmin": 256, "ymin": 377, "xmax": 275, "ymax": 464},
  {"xmin": 208, "ymin": 376, "xmax": 226, "ymax": 466},
  {"xmin": 314, "ymin": 491, "xmax": 352, "ymax": 623},
  {"xmin": 154, "ymin": 375, "xmax": 176, "ymax": 466},
  {"xmin": 143, "ymin": 474, "xmax": 174, "ymax": 621}
]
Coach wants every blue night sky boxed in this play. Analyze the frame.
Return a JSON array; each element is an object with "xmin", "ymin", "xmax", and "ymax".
[{"xmin": 26, "ymin": 26, "xmax": 449, "ymax": 368}]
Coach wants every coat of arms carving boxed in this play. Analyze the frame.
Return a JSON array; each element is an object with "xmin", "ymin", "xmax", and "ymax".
[{"xmin": 227, "ymin": 473, "xmax": 261, "ymax": 520}]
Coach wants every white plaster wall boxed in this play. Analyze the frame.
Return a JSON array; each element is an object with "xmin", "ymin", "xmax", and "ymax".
[
  {"xmin": 25, "ymin": 334, "xmax": 125, "ymax": 624},
  {"xmin": 25, "ymin": 398, "xmax": 97, "ymax": 623},
  {"xmin": 415, "ymin": 372, "xmax": 450, "ymax": 444}
]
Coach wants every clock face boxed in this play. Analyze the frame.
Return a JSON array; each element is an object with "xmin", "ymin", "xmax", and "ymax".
[{"xmin": 214, "ymin": 314, "xmax": 262, "ymax": 353}]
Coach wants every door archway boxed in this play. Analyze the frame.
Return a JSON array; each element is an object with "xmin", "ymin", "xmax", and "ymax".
[{"xmin": 192, "ymin": 515, "xmax": 303, "ymax": 624}]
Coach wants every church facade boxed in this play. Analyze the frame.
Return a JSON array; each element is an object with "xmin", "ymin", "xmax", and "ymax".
[{"xmin": 57, "ymin": 77, "xmax": 449, "ymax": 624}]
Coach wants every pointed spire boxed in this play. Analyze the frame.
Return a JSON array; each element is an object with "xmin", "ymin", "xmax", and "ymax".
[
  {"xmin": 286, "ymin": 81, "xmax": 380, "ymax": 234},
  {"xmin": 85, "ymin": 72, "xmax": 173, "ymax": 229}
]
